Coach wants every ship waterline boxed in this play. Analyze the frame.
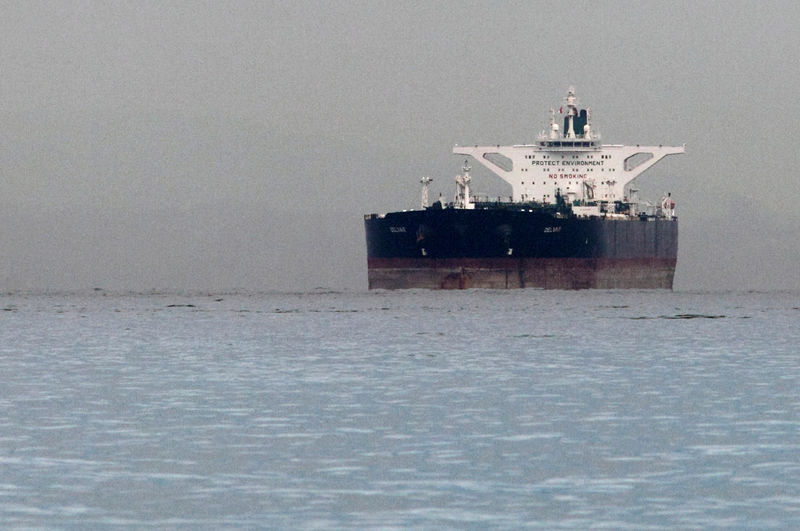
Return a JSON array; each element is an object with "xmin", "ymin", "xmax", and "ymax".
[{"xmin": 367, "ymin": 257, "xmax": 676, "ymax": 290}]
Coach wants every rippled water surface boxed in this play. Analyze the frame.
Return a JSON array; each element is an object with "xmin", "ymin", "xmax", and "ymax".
[{"xmin": 1, "ymin": 290, "xmax": 799, "ymax": 528}]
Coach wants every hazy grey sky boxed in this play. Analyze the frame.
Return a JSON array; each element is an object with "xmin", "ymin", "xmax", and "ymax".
[{"xmin": 1, "ymin": 0, "xmax": 798, "ymax": 291}]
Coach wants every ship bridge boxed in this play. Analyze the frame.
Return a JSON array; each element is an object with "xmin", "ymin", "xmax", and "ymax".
[{"xmin": 453, "ymin": 87, "xmax": 685, "ymax": 205}]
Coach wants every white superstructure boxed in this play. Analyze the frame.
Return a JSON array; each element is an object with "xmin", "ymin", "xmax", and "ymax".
[{"xmin": 453, "ymin": 87, "xmax": 685, "ymax": 205}]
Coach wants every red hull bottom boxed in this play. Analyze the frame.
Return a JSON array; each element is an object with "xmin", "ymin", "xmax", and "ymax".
[{"xmin": 367, "ymin": 258, "xmax": 676, "ymax": 290}]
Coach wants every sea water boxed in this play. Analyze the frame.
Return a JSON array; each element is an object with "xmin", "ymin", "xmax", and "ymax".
[{"xmin": 0, "ymin": 289, "xmax": 798, "ymax": 528}]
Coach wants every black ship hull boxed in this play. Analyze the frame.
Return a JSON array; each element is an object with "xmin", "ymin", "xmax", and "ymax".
[{"xmin": 364, "ymin": 209, "xmax": 678, "ymax": 289}]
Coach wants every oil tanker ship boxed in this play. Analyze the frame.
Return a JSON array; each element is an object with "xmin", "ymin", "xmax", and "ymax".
[{"xmin": 364, "ymin": 88, "xmax": 685, "ymax": 289}]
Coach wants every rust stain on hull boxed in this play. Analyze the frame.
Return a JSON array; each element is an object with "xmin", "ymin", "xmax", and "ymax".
[{"xmin": 368, "ymin": 258, "xmax": 676, "ymax": 290}]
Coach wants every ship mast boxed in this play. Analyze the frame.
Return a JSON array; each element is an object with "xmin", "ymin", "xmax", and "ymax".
[{"xmin": 564, "ymin": 86, "xmax": 578, "ymax": 138}]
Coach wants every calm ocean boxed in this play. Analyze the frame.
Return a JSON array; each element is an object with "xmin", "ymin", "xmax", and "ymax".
[{"xmin": 1, "ymin": 289, "xmax": 798, "ymax": 528}]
